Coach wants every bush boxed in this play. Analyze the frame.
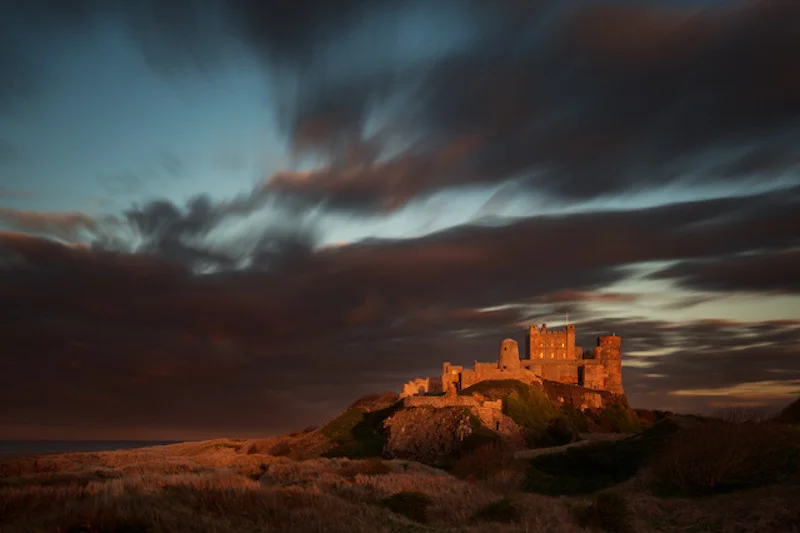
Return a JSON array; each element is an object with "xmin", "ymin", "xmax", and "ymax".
[
  {"xmin": 452, "ymin": 442, "xmax": 514, "ymax": 480},
  {"xmin": 546, "ymin": 417, "xmax": 580, "ymax": 446},
  {"xmin": 576, "ymin": 491, "xmax": 631, "ymax": 533},
  {"xmin": 338, "ymin": 458, "xmax": 391, "ymax": 478},
  {"xmin": 474, "ymin": 497, "xmax": 519, "ymax": 523},
  {"xmin": 561, "ymin": 403, "xmax": 590, "ymax": 432},
  {"xmin": 598, "ymin": 402, "xmax": 641, "ymax": 434},
  {"xmin": 650, "ymin": 420, "xmax": 800, "ymax": 496},
  {"xmin": 381, "ymin": 491, "xmax": 432, "ymax": 523},
  {"xmin": 268, "ymin": 441, "xmax": 292, "ymax": 457}
]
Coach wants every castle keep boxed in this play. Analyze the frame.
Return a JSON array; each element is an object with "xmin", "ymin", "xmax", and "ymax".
[{"xmin": 401, "ymin": 324, "xmax": 624, "ymax": 399}]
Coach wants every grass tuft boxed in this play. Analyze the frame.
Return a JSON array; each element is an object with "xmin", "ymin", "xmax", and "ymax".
[
  {"xmin": 381, "ymin": 491, "xmax": 433, "ymax": 523},
  {"xmin": 575, "ymin": 491, "xmax": 631, "ymax": 533},
  {"xmin": 473, "ymin": 497, "xmax": 519, "ymax": 523}
]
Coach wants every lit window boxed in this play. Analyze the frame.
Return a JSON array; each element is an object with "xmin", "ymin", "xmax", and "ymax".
[{"xmin": 539, "ymin": 352, "xmax": 543, "ymax": 359}]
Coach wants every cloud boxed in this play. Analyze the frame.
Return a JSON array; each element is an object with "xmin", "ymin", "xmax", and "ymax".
[
  {"xmin": 122, "ymin": 192, "xmax": 318, "ymax": 273},
  {"xmin": 9, "ymin": 1, "xmax": 800, "ymax": 211},
  {"xmin": 652, "ymin": 249, "xmax": 800, "ymax": 294},
  {"xmin": 0, "ymin": 208, "xmax": 113, "ymax": 242},
  {"xmin": 101, "ymin": 172, "xmax": 145, "ymax": 196},
  {"xmin": 2, "ymin": 183, "xmax": 799, "ymax": 437},
  {"xmin": 255, "ymin": 0, "xmax": 800, "ymax": 211}
]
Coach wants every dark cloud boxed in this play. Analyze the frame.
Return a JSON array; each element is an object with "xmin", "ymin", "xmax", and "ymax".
[
  {"xmin": 5, "ymin": 0, "xmax": 800, "ymax": 211},
  {"xmin": 260, "ymin": 0, "xmax": 800, "ymax": 211},
  {"xmin": 10, "ymin": 1, "xmax": 800, "ymax": 210},
  {"xmin": 2, "ymin": 188, "xmax": 799, "ymax": 436},
  {"xmin": 652, "ymin": 249, "xmax": 800, "ymax": 294},
  {"xmin": 0, "ymin": 209, "xmax": 112, "ymax": 242},
  {"xmin": 122, "ymin": 193, "xmax": 318, "ymax": 273}
]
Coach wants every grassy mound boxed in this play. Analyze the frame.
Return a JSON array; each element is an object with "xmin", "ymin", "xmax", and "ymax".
[
  {"xmin": 525, "ymin": 418, "xmax": 682, "ymax": 495},
  {"xmin": 575, "ymin": 491, "xmax": 632, "ymax": 533},
  {"xmin": 474, "ymin": 497, "xmax": 519, "ymax": 523},
  {"xmin": 776, "ymin": 397, "xmax": 800, "ymax": 424},
  {"xmin": 649, "ymin": 419, "xmax": 800, "ymax": 496},
  {"xmin": 321, "ymin": 402, "xmax": 402, "ymax": 459},
  {"xmin": 461, "ymin": 380, "xmax": 559, "ymax": 432},
  {"xmin": 381, "ymin": 491, "xmax": 432, "ymax": 523},
  {"xmin": 460, "ymin": 379, "xmax": 532, "ymax": 400}
]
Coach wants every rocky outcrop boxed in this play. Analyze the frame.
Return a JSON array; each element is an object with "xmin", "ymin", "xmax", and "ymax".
[{"xmin": 383, "ymin": 407, "xmax": 473, "ymax": 463}]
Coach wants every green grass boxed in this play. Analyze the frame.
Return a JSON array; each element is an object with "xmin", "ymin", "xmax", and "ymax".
[
  {"xmin": 461, "ymin": 379, "xmax": 560, "ymax": 432},
  {"xmin": 460, "ymin": 379, "xmax": 531, "ymax": 399},
  {"xmin": 596, "ymin": 401, "xmax": 642, "ymax": 433},
  {"xmin": 322, "ymin": 403, "xmax": 402, "ymax": 458},
  {"xmin": 503, "ymin": 387, "xmax": 559, "ymax": 431}
]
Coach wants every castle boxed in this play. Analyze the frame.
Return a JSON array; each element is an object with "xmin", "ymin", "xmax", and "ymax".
[{"xmin": 401, "ymin": 324, "xmax": 624, "ymax": 399}]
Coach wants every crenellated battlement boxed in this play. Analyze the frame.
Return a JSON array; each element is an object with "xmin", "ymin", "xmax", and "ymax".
[{"xmin": 403, "ymin": 323, "xmax": 624, "ymax": 399}]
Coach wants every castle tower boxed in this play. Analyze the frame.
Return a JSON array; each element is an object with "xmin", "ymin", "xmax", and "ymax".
[
  {"xmin": 527, "ymin": 325, "xmax": 540, "ymax": 359},
  {"xmin": 597, "ymin": 335, "xmax": 623, "ymax": 395},
  {"xmin": 565, "ymin": 324, "xmax": 577, "ymax": 360},
  {"xmin": 498, "ymin": 338, "xmax": 521, "ymax": 371}
]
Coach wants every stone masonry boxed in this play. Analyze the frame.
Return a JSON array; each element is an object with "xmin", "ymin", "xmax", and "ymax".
[{"xmin": 402, "ymin": 324, "xmax": 624, "ymax": 403}]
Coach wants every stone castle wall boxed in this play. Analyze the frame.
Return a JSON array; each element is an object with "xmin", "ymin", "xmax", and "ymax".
[{"xmin": 403, "ymin": 324, "xmax": 624, "ymax": 404}]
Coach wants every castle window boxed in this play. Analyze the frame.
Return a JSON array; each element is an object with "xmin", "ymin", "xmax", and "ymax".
[{"xmin": 539, "ymin": 352, "xmax": 543, "ymax": 359}]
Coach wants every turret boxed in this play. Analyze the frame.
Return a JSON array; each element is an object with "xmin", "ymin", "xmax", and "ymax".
[
  {"xmin": 498, "ymin": 338, "xmax": 521, "ymax": 371},
  {"xmin": 596, "ymin": 335, "xmax": 623, "ymax": 395}
]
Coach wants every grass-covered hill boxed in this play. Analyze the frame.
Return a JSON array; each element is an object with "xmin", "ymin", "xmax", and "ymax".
[
  {"xmin": 776, "ymin": 396, "xmax": 800, "ymax": 424},
  {"xmin": 3, "ymin": 399, "xmax": 800, "ymax": 532},
  {"xmin": 241, "ymin": 380, "xmax": 646, "ymax": 466}
]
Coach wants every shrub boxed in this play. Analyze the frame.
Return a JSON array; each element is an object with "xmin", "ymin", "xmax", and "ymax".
[
  {"xmin": 268, "ymin": 441, "xmax": 292, "ymax": 457},
  {"xmin": 650, "ymin": 420, "xmax": 800, "ymax": 496},
  {"xmin": 598, "ymin": 402, "xmax": 641, "ymax": 434},
  {"xmin": 561, "ymin": 403, "xmax": 590, "ymax": 432},
  {"xmin": 452, "ymin": 442, "xmax": 514, "ymax": 480},
  {"xmin": 338, "ymin": 458, "xmax": 391, "ymax": 478},
  {"xmin": 474, "ymin": 497, "xmax": 519, "ymax": 523},
  {"xmin": 546, "ymin": 417, "xmax": 580, "ymax": 446},
  {"xmin": 576, "ymin": 491, "xmax": 631, "ymax": 533},
  {"xmin": 381, "ymin": 491, "xmax": 432, "ymax": 523}
]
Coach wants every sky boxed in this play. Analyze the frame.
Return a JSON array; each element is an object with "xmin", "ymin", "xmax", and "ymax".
[{"xmin": 0, "ymin": 0, "xmax": 799, "ymax": 440}]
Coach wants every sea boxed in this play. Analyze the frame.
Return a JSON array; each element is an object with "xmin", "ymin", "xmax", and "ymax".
[{"xmin": 0, "ymin": 440, "xmax": 183, "ymax": 456}]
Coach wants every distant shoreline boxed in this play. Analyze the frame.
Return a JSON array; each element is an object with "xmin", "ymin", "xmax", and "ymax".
[{"xmin": 0, "ymin": 440, "xmax": 183, "ymax": 456}]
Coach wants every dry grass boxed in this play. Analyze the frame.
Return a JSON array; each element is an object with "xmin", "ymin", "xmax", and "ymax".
[
  {"xmin": 648, "ymin": 420, "xmax": 800, "ymax": 495},
  {"xmin": 2, "ymin": 433, "xmax": 800, "ymax": 533}
]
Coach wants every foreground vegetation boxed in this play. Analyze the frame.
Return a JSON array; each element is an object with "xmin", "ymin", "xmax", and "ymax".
[{"xmin": 2, "ymin": 410, "xmax": 800, "ymax": 532}]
